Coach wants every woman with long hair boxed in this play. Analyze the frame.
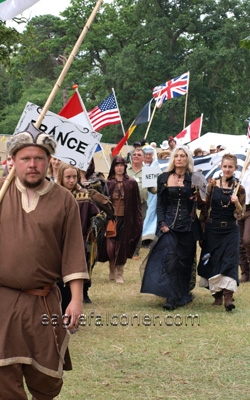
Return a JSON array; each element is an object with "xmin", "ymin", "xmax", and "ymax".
[
  {"xmin": 57, "ymin": 162, "xmax": 113, "ymax": 307},
  {"xmin": 98, "ymin": 156, "xmax": 142, "ymax": 283},
  {"xmin": 141, "ymin": 145, "xmax": 202, "ymax": 310},
  {"xmin": 47, "ymin": 157, "xmax": 62, "ymax": 182},
  {"xmin": 198, "ymin": 153, "xmax": 245, "ymax": 311}
]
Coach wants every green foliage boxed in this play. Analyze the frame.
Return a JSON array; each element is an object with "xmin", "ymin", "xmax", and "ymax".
[
  {"xmin": 0, "ymin": 78, "xmax": 63, "ymax": 135},
  {"xmin": 240, "ymin": 35, "xmax": 250, "ymax": 50},
  {"xmin": 1, "ymin": 0, "xmax": 250, "ymax": 143}
]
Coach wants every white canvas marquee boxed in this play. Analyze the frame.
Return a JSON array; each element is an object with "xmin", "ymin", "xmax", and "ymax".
[{"xmin": 187, "ymin": 132, "xmax": 248, "ymax": 153}]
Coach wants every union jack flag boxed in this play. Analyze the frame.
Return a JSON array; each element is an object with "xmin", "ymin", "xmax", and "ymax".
[{"xmin": 152, "ymin": 71, "xmax": 189, "ymax": 108}]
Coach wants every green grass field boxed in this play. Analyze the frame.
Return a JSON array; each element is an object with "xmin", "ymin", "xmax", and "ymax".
[{"xmin": 50, "ymin": 248, "xmax": 250, "ymax": 400}]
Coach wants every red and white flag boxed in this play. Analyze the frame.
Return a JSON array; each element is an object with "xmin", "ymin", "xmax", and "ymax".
[
  {"xmin": 58, "ymin": 88, "xmax": 102, "ymax": 152},
  {"xmin": 175, "ymin": 115, "xmax": 203, "ymax": 145},
  {"xmin": 152, "ymin": 72, "xmax": 189, "ymax": 108},
  {"xmin": 58, "ymin": 90, "xmax": 91, "ymax": 127}
]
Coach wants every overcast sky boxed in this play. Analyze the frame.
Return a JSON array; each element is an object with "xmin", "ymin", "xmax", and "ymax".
[
  {"xmin": 7, "ymin": 0, "xmax": 71, "ymax": 31},
  {"xmin": 22, "ymin": 0, "xmax": 71, "ymax": 18}
]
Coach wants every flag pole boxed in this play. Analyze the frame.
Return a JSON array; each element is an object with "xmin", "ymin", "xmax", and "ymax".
[
  {"xmin": 0, "ymin": 0, "xmax": 103, "ymax": 203},
  {"xmin": 112, "ymin": 87, "xmax": 129, "ymax": 152},
  {"xmin": 183, "ymin": 71, "xmax": 190, "ymax": 129},
  {"xmin": 100, "ymin": 146, "xmax": 110, "ymax": 172},
  {"xmin": 73, "ymin": 85, "xmax": 110, "ymax": 169},
  {"xmin": 144, "ymin": 101, "xmax": 157, "ymax": 140},
  {"xmin": 233, "ymin": 147, "xmax": 250, "ymax": 196}
]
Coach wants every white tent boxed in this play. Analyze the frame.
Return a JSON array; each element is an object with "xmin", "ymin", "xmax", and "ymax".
[{"xmin": 187, "ymin": 132, "xmax": 248, "ymax": 153}]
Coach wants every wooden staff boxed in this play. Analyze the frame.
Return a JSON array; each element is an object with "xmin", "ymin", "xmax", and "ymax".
[
  {"xmin": 0, "ymin": 0, "xmax": 103, "ymax": 203},
  {"xmin": 144, "ymin": 101, "xmax": 157, "ymax": 140},
  {"xmin": 233, "ymin": 146, "xmax": 250, "ymax": 196}
]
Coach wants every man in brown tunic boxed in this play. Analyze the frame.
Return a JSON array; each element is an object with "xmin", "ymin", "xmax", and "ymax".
[{"xmin": 0, "ymin": 123, "xmax": 88, "ymax": 400}]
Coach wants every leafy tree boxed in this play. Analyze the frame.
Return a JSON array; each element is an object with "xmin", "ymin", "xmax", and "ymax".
[{"xmin": 1, "ymin": 0, "xmax": 250, "ymax": 144}]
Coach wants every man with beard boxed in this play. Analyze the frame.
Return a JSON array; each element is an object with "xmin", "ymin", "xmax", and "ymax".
[{"xmin": 0, "ymin": 123, "xmax": 88, "ymax": 400}]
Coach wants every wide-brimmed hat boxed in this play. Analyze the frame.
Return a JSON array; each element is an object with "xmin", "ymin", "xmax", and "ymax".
[
  {"xmin": 160, "ymin": 140, "xmax": 169, "ymax": 149},
  {"xmin": 7, "ymin": 122, "xmax": 57, "ymax": 156},
  {"xmin": 158, "ymin": 149, "xmax": 171, "ymax": 159}
]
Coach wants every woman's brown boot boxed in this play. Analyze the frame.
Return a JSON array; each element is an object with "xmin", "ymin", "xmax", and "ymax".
[
  {"xmin": 223, "ymin": 289, "xmax": 235, "ymax": 311},
  {"xmin": 115, "ymin": 265, "xmax": 124, "ymax": 283},
  {"xmin": 212, "ymin": 291, "xmax": 223, "ymax": 306},
  {"xmin": 109, "ymin": 262, "xmax": 116, "ymax": 280}
]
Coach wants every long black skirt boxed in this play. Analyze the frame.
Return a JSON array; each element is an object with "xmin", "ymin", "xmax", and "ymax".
[
  {"xmin": 198, "ymin": 223, "xmax": 239, "ymax": 282},
  {"xmin": 140, "ymin": 230, "xmax": 196, "ymax": 304}
]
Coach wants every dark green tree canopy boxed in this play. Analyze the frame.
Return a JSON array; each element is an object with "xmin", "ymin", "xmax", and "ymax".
[{"xmin": 0, "ymin": 0, "xmax": 250, "ymax": 143}]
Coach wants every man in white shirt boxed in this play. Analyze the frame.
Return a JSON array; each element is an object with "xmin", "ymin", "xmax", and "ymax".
[{"xmin": 127, "ymin": 147, "xmax": 156, "ymax": 259}]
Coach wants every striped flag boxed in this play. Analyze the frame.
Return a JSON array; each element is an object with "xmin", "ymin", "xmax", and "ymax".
[
  {"xmin": 194, "ymin": 148, "xmax": 248, "ymax": 180},
  {"xmin": 88, "ymin": 93, "xmax": 121, "ymax": 131},
  {"xmin": 111, "ymin": 100, "xmax": 153, "ymax": 156},
  {"xmin": 159, "ymin": 147, "xmax": 248, "ymax": 180},
  {"xmin": 0, "ymin": 0, "xmax": 40, "ymax": 20}
]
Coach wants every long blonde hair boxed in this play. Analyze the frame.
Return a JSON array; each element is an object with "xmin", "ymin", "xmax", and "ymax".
[
  {"xmin": 167, "ymin": 145, "xmax": 194, "ymax": 173},
  {"xmin": 57, "ymin": 162, "xmax": 80, "ymax": 188}
]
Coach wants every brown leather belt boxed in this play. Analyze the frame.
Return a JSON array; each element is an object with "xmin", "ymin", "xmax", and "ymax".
[{"xmin": 23, "ymin": 283, "xmax": 55, "ymax": 297}]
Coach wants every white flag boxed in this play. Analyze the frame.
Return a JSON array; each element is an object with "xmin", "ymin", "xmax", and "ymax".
[{"xmin": 0, "ymin": 0, "xmax": 40, "ymax": 21}]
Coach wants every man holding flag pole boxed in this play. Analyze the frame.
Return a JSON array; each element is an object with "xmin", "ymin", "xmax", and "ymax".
[{"xmin": 0, "ymin": 1, "xmax": 103, "ymax": 398}]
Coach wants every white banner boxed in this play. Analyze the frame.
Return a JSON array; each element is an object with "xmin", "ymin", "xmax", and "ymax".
[
  {"xmin": 0, "ymin": 0, "xmax": 40, "ymax": 20},
  {"xmin": 15, "ymin": 102, "xmax": 102, "ymax": 171},
  {"xmin": 142, "ymin": 166, "xmax": 162, "ymax": 188}
]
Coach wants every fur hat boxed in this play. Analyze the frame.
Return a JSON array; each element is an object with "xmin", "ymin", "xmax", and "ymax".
[{"xmin": 7, "ymin": 122, "xmax": 57, "ymax": 156}]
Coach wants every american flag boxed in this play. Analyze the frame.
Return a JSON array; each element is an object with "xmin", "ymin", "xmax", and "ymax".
[
  {"xmin": 88, "ymin": 93, "xmax": 121, "ymax": 131},
  {"xmin": 152, "ymin": 72, "xmax": 189, "ymax": 108}
]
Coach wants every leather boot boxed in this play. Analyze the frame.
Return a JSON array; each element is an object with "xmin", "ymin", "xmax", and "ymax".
[
  {"xmin": 163, "ymin": 299, "xmax": 176, "ymax": 310},
  {"xmin": 115, "ymin": 265, "xmax": 124, "ymax": 283},
  {"xmin": 212, "ymin": 291, "xmax": 223, "ymax": 306},
  {"xmin": 83, "ymin": 286, "xmax": 92, "ymax": 303},
  {"xmin": 223, "ymin": 289, "xmax": 235, "ymax": 311},
  {"xmin": 240, "ymin": 268, "xmax": 249, "ymax": 283},
  {"xmin": 109, "ymin": 262, "xmax": 116, "ymax": 280}
]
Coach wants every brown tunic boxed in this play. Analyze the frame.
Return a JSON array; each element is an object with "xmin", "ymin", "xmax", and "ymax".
[{"xmin": 0, "ymin": 177, "xmax": 88, "ymax": 377}]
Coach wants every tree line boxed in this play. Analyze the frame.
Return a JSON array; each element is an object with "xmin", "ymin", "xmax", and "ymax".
[{"xmin": 0, "ymin": 0, "xmax": 250, "ymax": 146}]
